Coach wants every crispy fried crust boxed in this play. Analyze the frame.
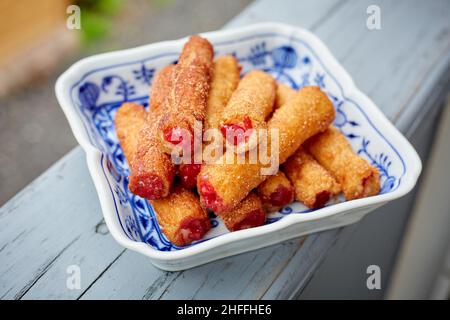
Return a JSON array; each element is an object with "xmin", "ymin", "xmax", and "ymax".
[
  {"xmin": 219, "ymin": 192, "xmax": 265, "ymax": 231},
  {"xmin": 283, "ymin": 147, "xmax": 341, "ymax": 208},
  {"xmin": 128, "ymin": 110, "xmax": 175, "ymax": 200},
  {"xmin": 198, "ymin": 86, "xmax": 335, "ymax": 213},
  {"xmin": 275, "ymin": 83, "xmax": 296, "ymax": 109},
  {"xmin": 149, "ymin": 64, "xmax": 175, "ymax": 112},
  {"xmin": 158, "ymin": 35, "xmax": 214, "ymax": 154},
  {"xmin": 270, "ymin": 86, "xmax": 336, "ymax": 164},
  {"xmin": 304, "ymin": 126, "xmax": 380, "ymax": 200},
  {"xmin": 257, "ymin": 171, "xmax": 294, "ymax": 213},
  {"xmin": 205, "ymin": 56, "xmax": 241, "ymax": 131},
  {"xmin": 150, "ymin": 186, "xmax": 211, "ymax": 247},
  {"xmin": 219, "ymin": 70, "xmax": 276, "ymax": 153},
  {"xmin": 115, "ymin": 103, "xmax": 147, "ymax": 167}
]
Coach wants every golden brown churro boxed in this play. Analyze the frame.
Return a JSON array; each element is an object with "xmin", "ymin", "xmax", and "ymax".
[
  {"xmin": 115, "ymin": 102, "xmax": 147, "ymax": 167},
  {"xmin": 219, "ymin": 70, "xmax": 276, "ymax": 153},
  {"xmin": 205, "ymin": 56, "xmax": 241, "ymax": 131},
  {"xmin": 283, "ymin": 147, "xmax": 341, "ymax": 208},
  {"xmin": 128, "ymin": 110, "xmax": 176, "ymax": 200},
  {"xmin": 219, "ymin": 192, "xmax": 266, "ymax": 231},
  {"xmin": 275, "ymin": 83, "xmax": 296, "ymax": 109},
  {"xmin": 158, "ymin": 35, "xmax": 214, "ymax": 155},
  {"xmin": 304, "ymin": 126, "xmax": 380, "ymax": 200},
  {"xmin": 149, "ymin": 64, "xmax": 175, "ymax": 112},
  {"xmin": 150, "ymin": 186, "xmax": 211, "ymax": 246}
]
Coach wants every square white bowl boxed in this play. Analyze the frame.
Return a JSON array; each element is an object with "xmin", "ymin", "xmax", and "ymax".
[{"xmin": 55, "ymin": 22, "xmax": 422, "ymax": 271}]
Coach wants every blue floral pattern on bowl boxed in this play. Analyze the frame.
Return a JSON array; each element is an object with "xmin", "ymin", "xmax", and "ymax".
[{"xmin": 70, "ymin": 33, "xmax": 406, "ymax": 251}]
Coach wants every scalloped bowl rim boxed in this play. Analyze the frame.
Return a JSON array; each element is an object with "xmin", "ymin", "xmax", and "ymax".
[{"xmin": 55, "ymin": 22, "xmax": 422, "ymax": 262}]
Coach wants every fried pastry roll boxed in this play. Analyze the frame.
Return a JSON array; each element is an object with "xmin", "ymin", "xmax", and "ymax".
[
  {"xmin": 304, "ymin": 126, "xmax": 380, "ymax": 200},
  {"xmin": 198, "ymin": 86, "xmax": 335, "ymax": 213},
  {"xmin": 158, "ymin": 35, "xmax": 214, "ymax": 155},
  {"xmin": 176, "ymin": 57, "xmax": 239, "ymax": 190},
  {"xmin": 283, "ymin": 147, "xmax": 341, "ymax": 208},
  {"xmin": 275, "ymin": 83, "xmax": 296, "ymax": 109},
  {"xmin": 150, "ymin": 186, "xmax": 211, "ymax": 246},
  {"xmin": 149, "ymin": 64, "xmax": 175, "ymax": 112},
  {"xmin": 205, "ymin": 55, "xmax": 241, "ymax": 131},
  {"xmin": 219, "ymin": 70, "xmax": 276, "ymax": 153},
  {"xmin": 257, "ymin": 171, "xmax": 295, "ymax": 213},
  {"xmin": 219, "ymin": 192, "xmax": 266, "ymax": 231},
  {"xmin": 115, "ymin": 102, "xmax": 147, "ymax": 167},
  {"xmin": 128, "ymin": 110, "xmax": 176, "ymax": 200}
]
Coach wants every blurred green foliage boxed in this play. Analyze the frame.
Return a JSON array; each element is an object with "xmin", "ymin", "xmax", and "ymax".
[
  {"xmin": 76, "ymin": 0, "xmax": 176, "ymax": 46},
  {"xmin": 77, "ymin": 0, "xmax": 123, "ymax": 45},
  {"xmin": 152, "ymin": 0, "xmax": 174, "ymax": 8}
]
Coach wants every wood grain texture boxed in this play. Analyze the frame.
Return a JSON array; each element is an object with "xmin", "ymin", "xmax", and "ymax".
[
  {"xmin": 0, "ymin": 148, "xmax": 124, "ymax": 300},
  {"xmin": 1, "ymin": 0, "xmax": 449, "ymax": 299}
]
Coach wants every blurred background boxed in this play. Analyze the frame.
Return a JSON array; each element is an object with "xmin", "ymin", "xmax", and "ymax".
[{"xmin": 0, "ymin": 0, "xmax": 252, "ymax": 205}]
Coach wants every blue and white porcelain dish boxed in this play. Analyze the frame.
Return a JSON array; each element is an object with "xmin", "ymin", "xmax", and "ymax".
[{"xmin": 55, "ymin": 23, "xmax": 422, "ymax": 271}]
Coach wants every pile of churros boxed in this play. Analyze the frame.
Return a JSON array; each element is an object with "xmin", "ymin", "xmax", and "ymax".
[{"xmin": 115, "ymin": 35, "xmax": 381, "ymax": 247}]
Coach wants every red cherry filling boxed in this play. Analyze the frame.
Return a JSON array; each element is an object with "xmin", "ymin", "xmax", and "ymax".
[
  {"xmin": 179, "ymin": 217, "xmax": 210, "ymax": 243},
  {"xmin": 233, "ymin": 209, "xmax": 265, "ymax": 231},
  {"xmin": 179, "ymin": 164, "xmax": 202, "ymax": 189},
  {"xmin": 129, "ymin": 173, "xmax": 165, "ymax": 200},
  {"xmin": 269, "ymin": 185, "xmax": 294, "ymax": 207},
  {"xmin": 312, "ymin": 190, "xmax": 331, "ymax": 208},
  {"xmin": 163, "ymin": 127, "xmax": 194, "ymax": 153},
  {"xmin": 220, "ymin": 116, "xmax": 253, "ymax": 146},
  {"xmin": 198, "ymin": 179, "xmax": 227, "ymax": 213}
]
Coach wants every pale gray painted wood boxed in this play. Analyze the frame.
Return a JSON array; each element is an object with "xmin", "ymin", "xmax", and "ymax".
[
  {"xmin": 1, "ymin": 0, "xmax": 450, "ymax": 299},
  {"xmin": 261, "ymin": 231, "xmax": 341, "ymax": 300},
  {"xmin": 81, "ymin": 238, "xmax": 305, "ymax": 300},
  {"xmin": 0, "ymin": 148, "xmax": 125, "ymax": 300}
]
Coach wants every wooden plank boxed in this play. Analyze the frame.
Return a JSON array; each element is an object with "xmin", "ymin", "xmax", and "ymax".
[
  {"xmin": 80, "ymin": 239, "xmax": 303, "ymax": 300},
  {"xmin": 223, "ymin": 0, "xmax": 344, "ymax": 31},
  {"xmin": 386, "ymin": 99, "xmax": 450, "ymax": 299},
  {"xmin": 0, "ymin": 0, "xmax": 449, "ymax": 300},
  {"xmin": 0, "ymin": 148, "xmax": 124, "ymax": 300},
  {"xmin": 261, "ymin": 231, "xmax": 340, "ymax": 299}
]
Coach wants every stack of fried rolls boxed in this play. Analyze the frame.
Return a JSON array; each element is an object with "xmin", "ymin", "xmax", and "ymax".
[
  {"xmin": 197, "ymin": 86, "xmax": 337, "ymax": 214},
  {"xmin": 283, "ymin": 147, "xmax": 341, "ymax": 209},
  {"xmin": 115, "ymin": 101, "xmax": 210, "ymax": 247},
  {"xmin": 115, "ymin": 34, "xmax": 381, "ymax": 246},
  {"xmin": 304, "ymin": 126, "xmax": 381, "ymax": 200}
]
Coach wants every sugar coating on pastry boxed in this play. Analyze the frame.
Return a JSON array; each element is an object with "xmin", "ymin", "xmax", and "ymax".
[
  {"xmin": 283, "ymin": 147, "xmax": 341, "ymax": 208},
  {"xmin": 150, "ymin": 186, "xmax": 211, "ymax": 246},
  {"xmin": 304, "ymin": 126, "xmax": 380, "ymax": 200},
  {"xmin": 219, "ymin": 192, "xmax": 266, "ymax": 231}
]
